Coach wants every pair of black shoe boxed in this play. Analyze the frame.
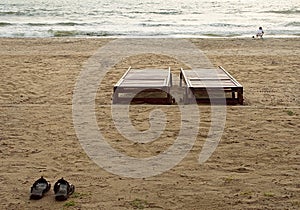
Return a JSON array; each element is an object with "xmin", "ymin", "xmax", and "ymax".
[{"xmin": 30, "ymin": 176, "xmax": 75, "ymax": 201}]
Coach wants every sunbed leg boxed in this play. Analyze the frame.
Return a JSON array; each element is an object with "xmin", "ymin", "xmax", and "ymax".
[
  {"xmin": 232, "ymin": 90, "xmax": 235, "ymax": 99},
  {"xmin": 238, "ymin": 88, "xmax": 243, "ymax": 105},
  {"xmin": 183, "ymin": 87, "xmax": 188, "ymax": 104},
  {"xmin": 166, "ymin": 88, "xmax": 172, "ymax": 105},
  {"xmin": 180, "ymin": 72, "xmax": 182, "ymax": 87},
  {"xmin": 113, "ymin": 86, "xmax": 118, "ymax": 104}
]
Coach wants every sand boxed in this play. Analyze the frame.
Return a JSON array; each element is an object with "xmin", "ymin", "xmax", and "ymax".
[{"xmin": 0, "ymin": 37, "xmax": 299, "ymax": 210}]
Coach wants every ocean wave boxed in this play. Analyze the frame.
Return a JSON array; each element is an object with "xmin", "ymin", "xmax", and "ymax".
[
  {"xmin": 263, "ymin": 9, "xmax": 300, "ymax": 14},
  {"xmin": 26, "ymin": 23, "xmax": 48, "ymax": 26},
  {"xmin": 79, "ymin": 31, "xmax": 120, "ymax": 37},
  {"xmin": 48, "ymin": 30, "xmax": 119, "ymax": 37},
  {"xmin": 130, "ymin": 10, "xmax": 181, "ymax": 15},
  {"xmin": 0, "ymin": 22, "xmax": 12, "ymax": 26},
  {"xmin": 150, "ymin": 11, "xmax": 182, "ymax": 15},
  {"xmin": 48, "ymin": 30, "xmax": 79, "ymax": 37},
  {"xmin": 285, "ymin": 22, "xmax": 300, "ymax": 27},
  {"xmin": 208, "ymin": 23, "xmax": 247, "ymax": 28},
  {"xmin": 27, "ymin": 22, "xmax": 87, "ymax": 26},
  {"xmin": 0, "ymin": 11, "xmax": 27, "ymax": 16},
  {"xmin": 139, "ymin": 23, "xmax": 174, "ymax": 27},
  {"xmin": 11, "ymin": 32, "xmax": 25, "ymax": 37},
  {"xmin": 57, "ymin": 22, "xmax": 86, "ymax": 26},
  {"xmin": 0, "ymin": 10, "xmax": 77, "ymax": 17}
]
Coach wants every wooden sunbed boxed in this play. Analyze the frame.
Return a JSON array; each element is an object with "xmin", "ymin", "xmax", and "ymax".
[
  {"xmin": 180, "ymin": 66, "xmax": 243, "ymax": 105},
  {"xmin": 112, "ymin": 67, "xmax": 173, "ymax": 104}
]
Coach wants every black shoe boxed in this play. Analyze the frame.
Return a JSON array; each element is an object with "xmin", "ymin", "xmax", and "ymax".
[
  {"xmin": 54, "ymin": 178, "xmax": 75, "ymax": 201},
  {"xmin": 30, "ymin": 176, "xmax": 51, "ymax": 200}
]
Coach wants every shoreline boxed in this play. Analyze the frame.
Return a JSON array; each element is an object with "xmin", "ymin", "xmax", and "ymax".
[{"xmin": 0, "ymin": 34, "xmax": 299, "ymax": 39}]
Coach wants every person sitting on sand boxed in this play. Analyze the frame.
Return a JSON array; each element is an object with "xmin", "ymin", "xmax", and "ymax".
[{"xmin": 256, "ymin": 27, "xmax": 264, "ymax": 38}]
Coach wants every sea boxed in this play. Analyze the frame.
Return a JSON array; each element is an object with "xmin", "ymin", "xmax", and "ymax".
[{"xmin": 0, "ymin": 0, "xmax": 299, "ymax": 38}]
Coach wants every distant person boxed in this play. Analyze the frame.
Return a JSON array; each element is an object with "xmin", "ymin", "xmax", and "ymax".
[{"xmin": 256, "ymin": 26, "xmax": 264, "ymax": 38}]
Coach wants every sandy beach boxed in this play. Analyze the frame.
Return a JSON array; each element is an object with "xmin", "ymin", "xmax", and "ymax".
[{"xmin": 0, "ymin": 37, "xmax": 299, "ymax": 209}]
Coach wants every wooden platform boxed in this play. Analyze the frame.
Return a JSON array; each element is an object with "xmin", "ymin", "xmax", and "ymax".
[
  {"xmin": 113, "ymin": 67, "xmax": 173, "ymax": 104},
  {"xmin": 180, "ymin": 66, "xmax": 243, "ymax": 104}
]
